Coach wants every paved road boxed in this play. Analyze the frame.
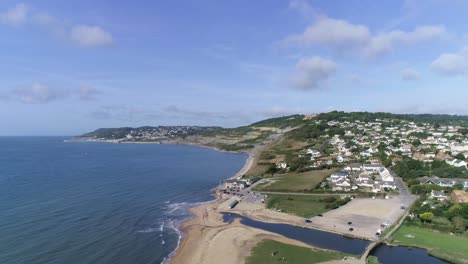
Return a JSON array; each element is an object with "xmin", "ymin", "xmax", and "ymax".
[{"xmin": 259, "ymin": 191, "xmax": 359, "ymax": 196}]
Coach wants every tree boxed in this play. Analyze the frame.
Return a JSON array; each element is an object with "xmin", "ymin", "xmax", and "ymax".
[
  {"xmin": 453, "ymin": 183, "xmax": 464, "ymax": 190},
  {"xmin": 383, "ymin": 158, "xmax": 392, "ymax": 168},
  {"xmin": 412, "ymin": 139, "xmax": 422, "ymax": 147},
  {"xmin": 454, "ymin": 153, "xmax": 466, "ymax": 161},
  {"xmin": 265, "ymin": 164, "xmax": 280, "ymax": 175},
  {"xmin": 419, "ymin": 212, "xmax": 433, "ymax": 223},
  {"xmin": 452, "ymin": 216, "xmax": 466, "ymax": 233},
  {"xmin": 445, "ymin": 204, "xmax": 462, "ymax": 219},
  {"xmin": 391, "ymin": 139, "xmax": 401, "ymax": 148}
]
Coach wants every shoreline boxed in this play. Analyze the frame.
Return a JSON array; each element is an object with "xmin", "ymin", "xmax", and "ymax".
[
  {"xmin": 168, "ymin": 148, "xmax": 258, "ymax": 264},
  {"xmin": 70, "ymin": 137, "xmax": 256, "ymax": 263}
]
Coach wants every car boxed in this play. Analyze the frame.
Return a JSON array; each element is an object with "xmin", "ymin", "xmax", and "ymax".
[
  {"xmin": 305, "ymin": 219, "xmax": 312, "ymax": 223},
  {"xmin": 347, "ymin": 221, "xmax": 352, "ymax": 225}
]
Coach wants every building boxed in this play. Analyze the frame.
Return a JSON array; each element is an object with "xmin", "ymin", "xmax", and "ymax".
[
  {"xmin": 306, "ymin": 149, "xmax": 322, "ymax": 158},
  {"xmin": 451, "ymin": 190, "xmax": 468, "ymax": 203},
  {"xmin": 330, "ymin": 170, "xmax": 349, "ymax": 182},
  {"xmin": 344, "ymin": 163, "xmax": 362, "ymax": 172},
  {"xmin": 276, "ymin": 162, "xmax": 288, "ymax": 169},
  {"xmin": 430, "ymin": 190, "xmax": 448, "ymax": 201},
  {"xmin": 419, "ymin": 177, "xmax": 468, "ymax": 188},
  {"xmin": 336, "ymin": 155, "xmax": 345, "ymax": 163},
  {"xmin": 225, "ymin": 179, "xmax": 247, "ymax": 190},
  {"xmin": 446, "ymin": 158, "xmax": 467, "ymax": 168}
]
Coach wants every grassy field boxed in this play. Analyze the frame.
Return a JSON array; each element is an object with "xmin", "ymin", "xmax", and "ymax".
[
  {"xmin": 246, "ymin": 239, "xmax": 351, "ymax": 264},
  {"xmin": 256, "ymin": 169, "xmax": 336, "ymax": 192},
  {"xmin": 390, "ymin": 225, "xmax": 468, "ymax": 263},
  {"xmin": 367, "ymin": 256, "xmax": 380, "ymax": 264},
  {"xmin": 266, "ymin": 194, "xmax": 342, "ymax": 218}
]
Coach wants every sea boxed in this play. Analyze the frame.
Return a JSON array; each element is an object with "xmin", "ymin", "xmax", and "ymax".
[{"xmin": 0, "ymin": 137, "xmax": 247, "ymax": 264}]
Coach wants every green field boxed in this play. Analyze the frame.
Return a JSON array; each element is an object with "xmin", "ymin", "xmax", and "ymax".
[
  {"xmin": 391, "ymin": 225, "xmax": 468, "ymax": 264},
  {"xmin": 367, "ymin": 256, "xmax": 380, "ymax": 264},
  {"xmin": 246, "ymin": 239, "xmax": 351, "ymax": 264},
  {"xmin": 266, "ymin": 194, "xmax": 343, "ymax": 218},
  {"xmin": 256, "ymin": 169, "xmax": 336, "ymax": 192}
]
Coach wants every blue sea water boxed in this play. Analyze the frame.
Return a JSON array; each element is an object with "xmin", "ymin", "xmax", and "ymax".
[{"xmin": 0, "ymin": 137, "xmax": 247, "ymax": 264}]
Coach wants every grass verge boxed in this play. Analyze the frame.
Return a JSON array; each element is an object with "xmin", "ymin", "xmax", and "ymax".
[
  {"xmin": 246, "ymin": 239, "xmax": 352, "ymax": 264},
  {"xmin": 390, "ymin": 225, "xmax": 468, "ymax": 264},
  {"xmin": 266, "ymin": 194, "xmax": 348, "ymax": 218},
  {"xmin": 256, "ymin": 169, "xmax": 336, "ymax": 192}
]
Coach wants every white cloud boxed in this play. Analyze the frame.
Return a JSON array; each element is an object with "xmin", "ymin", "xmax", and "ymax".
[
  {"xmin": 13, "ymin": 84, "xmax": 68, "ymax": 104},
  {"xmin": 0, "ymin": 4, "xmax": 114, "ymax": 48},
  {"xmin": 0, "ymin": 3, "xmax": 29, "ymax": 26},
  {"xmin": 288, "ymin": 0, "xmax": 318, "ymax": 20},
  {"xmin": 9, "ymin": 84, "xmax": 101, "ymax": 104},
  {"xmin": 431, "ymin": 52, "xmax": 467, "ymax": 76},
  {"xmin": 289, "ymin": 57, "xmax": 337, "ymax": 90},
  {"xmin": 364, "ymin": 25, "xmax": 446, "ymax": 57},
  {"xmin": 284, "ymin": 16, "xmax": 446, "ymax": 58},
  {"xmin": 401, "ymin": 68, "xmax": 420, "ymax": 81},
  {"xmin": 70, "ymin": 25, "xmax": 113, "ymax": 47},
  {"xmin": 286, "ymin": 17, "xmax": 370, "ymax": 51}
]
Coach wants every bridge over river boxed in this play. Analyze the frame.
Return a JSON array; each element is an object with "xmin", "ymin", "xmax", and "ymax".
[{"xmin": 360, "ymin": 199, "xmax": 415, "ymax": 262}]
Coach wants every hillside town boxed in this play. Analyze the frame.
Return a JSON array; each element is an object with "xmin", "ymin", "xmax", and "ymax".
[
  {"xmin": 277, "ymin": 118, "xmax": 468, "ymax": 172},
  {"xmin": 78, "ymin": 126, "xmax": 222, "ymax": 141}
]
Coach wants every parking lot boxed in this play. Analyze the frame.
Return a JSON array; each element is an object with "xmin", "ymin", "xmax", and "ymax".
[{"xmin": 309, "ymin": 196, "xmax": 413, "ymax": 240}]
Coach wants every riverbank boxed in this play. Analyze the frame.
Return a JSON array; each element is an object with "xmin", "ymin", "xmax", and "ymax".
[
  {"xmin": 169, "ymin": 196, "xmax": 363, "ymax": 264},
  {"xmin": 386, "ymin": 225, "xmax": 468, "ymax": 264}
]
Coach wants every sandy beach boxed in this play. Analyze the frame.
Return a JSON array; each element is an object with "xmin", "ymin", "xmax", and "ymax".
[{"xmin": 170, "ymin": 198, "xmax": 319, "ymax": 264}]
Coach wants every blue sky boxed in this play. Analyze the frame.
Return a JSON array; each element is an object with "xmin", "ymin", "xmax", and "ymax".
[{"xmin": 1, "ymin": 0, "xmax": 468, "ymax": 135}]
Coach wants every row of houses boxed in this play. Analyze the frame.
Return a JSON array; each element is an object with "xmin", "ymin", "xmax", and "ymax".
[
  {"xmin": 418, "ymin": 177, "xmax": 468, "ymax": 188},
  {"xmin": 327, "ymin": 163, "xmax": 396, "ymax": 192}
]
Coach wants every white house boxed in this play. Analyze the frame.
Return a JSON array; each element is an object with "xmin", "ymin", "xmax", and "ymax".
[
  {"xmin": 430, "ymin": 190, "xmax": 448, "ymax": 201},
  {"xmin": 446, "ymin": 159, "xmax": 467, "ymax": 168},
  {"xmin": 454, "ymin": 160, "xmax": 467, "ymax": 168},
  {"xmin": 276, "ymin": 162, "xmax": 288, "ymax": 169},
  {"xmin": 336, "ymin": 155, "xmax": 345, "ymax": 163},
  {"xmin": 307, "ymin": 149, "xmax": 322, "ymax": 158},
  {"xmin": 367, "ymin": 147, "xmax": 378, "ymax": 154},
  {"xmin": 330, "ymin": 171, "xmax": 349, "ymax": 182},
  {"xmin": 360, "ymin": 151, "xmax": 371, "ymax": 157},
  {"xmin": 378, "ymin": 168, "xmax": 394, "ymax": 182}
]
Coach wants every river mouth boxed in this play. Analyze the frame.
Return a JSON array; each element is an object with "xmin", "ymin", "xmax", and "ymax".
[{"xmin": 222, "ymin": 213, "xmax": 448, "ymax": 264}]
